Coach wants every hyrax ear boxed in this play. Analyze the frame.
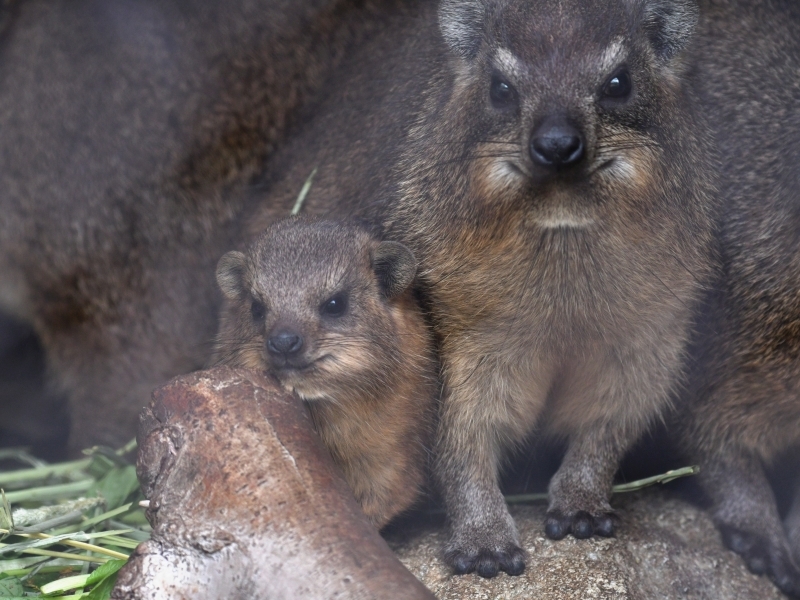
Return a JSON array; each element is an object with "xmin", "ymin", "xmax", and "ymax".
[
  {"xmin": 438, "ymin": 0, "xmax": 487, "ymax": 61},
  {"xmin": 373, "ymin": 241, "xmax": 417, "ymax": 299},
  {"xmin": 642, "ymin": 0, "xmax": 699, "ymax": 61},
  {"xmin": 216, "ymin": 251, "xmax": 247, "ymax": 300}
]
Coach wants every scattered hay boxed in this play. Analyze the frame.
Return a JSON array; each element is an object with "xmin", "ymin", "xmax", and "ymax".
[{"xmin": 0, "ymin": 440, "xmax": 148, "ymax": 599}]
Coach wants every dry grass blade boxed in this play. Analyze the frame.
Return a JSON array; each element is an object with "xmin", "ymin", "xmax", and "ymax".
[{"xmin": 504, "ymin": 466, "xmax": 700, "ymax": 504}]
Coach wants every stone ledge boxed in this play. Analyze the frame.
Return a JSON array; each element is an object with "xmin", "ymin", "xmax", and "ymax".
[{"xmin": 388, "ymin": 492, "xmax": 784, "ymax": 600}]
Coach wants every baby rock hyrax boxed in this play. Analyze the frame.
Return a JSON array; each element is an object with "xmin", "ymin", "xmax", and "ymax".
[{"xmin": 212, "ymin": 217, "xmax": 437, "ymax": 528}]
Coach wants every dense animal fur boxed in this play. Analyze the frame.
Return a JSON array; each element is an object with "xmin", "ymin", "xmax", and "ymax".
[
  {"xmin": 675, "ymin": 0, "xmax": 800, "ymax": 595},
  {"xmin": 246, "ymin": 0, "xmax": 716, "ymax": 578},
  {"xmin": 0, "ymin": 0, "xmax": 420, "ymax": 453},
  {"xmin": 211, "ymin": 218, "xmax": 437, "ymax": 528}
]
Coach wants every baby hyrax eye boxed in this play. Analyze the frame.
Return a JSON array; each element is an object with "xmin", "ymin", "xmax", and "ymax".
[
  {"xmin": 601, "ymin": 68, "xmax": 632, "ymax": 101},
  {"xmin": 251, "ymin": 299, "xmax": 266, "ymax": 322},
  {"xmin": 320, "ymin": 293, "xmax": 348, "ymax": 318},
  {"xmin": 489, "ymin": 73, "xmax": 518, "ymax": 110}
]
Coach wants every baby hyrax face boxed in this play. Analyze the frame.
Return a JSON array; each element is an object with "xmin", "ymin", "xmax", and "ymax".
[{"xmin": 213, "ymin": 218, "xmax": 418, "ymax": 402}]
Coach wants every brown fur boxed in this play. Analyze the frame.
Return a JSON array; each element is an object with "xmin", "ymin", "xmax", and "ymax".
[
  {"xmin": 0, "ymin": 0, "xmax": 421, "ymax": 453},
  {"xmin": 674, "ymin": 0, "xmax": 800, "ymax": 595},
  {"xmin": 245, "ymin": 0, "xmax": 716, "ymax": 578},
  {"xmin": 211, "ymin": 218, "xmax": 438, "ymax": 528}
]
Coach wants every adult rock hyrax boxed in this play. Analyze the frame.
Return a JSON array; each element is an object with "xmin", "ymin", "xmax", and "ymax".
[
  {"xmin": 211, "ymin": 217, "xmax": 437, "ymax": 528},
  {"xmin": 0, "ymin": 0, "xmax": 422, "ymax": 454},
  {"xmin": 674, "ymin": 0, "xmax": 800, "ymax": 595},
  {"xmin": 247, "ymin": 0, "xmax": 717, "ymax": 578}
]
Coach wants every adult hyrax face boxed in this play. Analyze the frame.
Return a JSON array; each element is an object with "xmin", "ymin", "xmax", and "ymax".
[
  {"xmin": 438, "ymin": 0, "xmax": 697, "ymax": 228},
  {"xmin": 214, "ymin": 219, "xmax": 417, "ymax": 402}
]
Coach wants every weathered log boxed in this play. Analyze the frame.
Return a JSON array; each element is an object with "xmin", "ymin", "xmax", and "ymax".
[{"xmin": 112, "ymin": 366, "xmax": 435, "ymax": 599}]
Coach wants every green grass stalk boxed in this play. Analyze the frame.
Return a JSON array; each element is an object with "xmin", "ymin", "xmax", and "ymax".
[{"xmin": 0, "ymin": 460, "xmax": 92, "ymax": 487}]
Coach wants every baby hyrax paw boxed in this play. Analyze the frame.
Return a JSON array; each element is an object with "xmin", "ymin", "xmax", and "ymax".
[{"xmin": 444, "ymin": 519, "xmax": 526, "ymax": 578}]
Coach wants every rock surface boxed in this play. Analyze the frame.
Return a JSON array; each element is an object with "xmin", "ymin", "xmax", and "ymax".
[{"xmin": 388, "ymin": 492, "xmax": 785, "ymax": 599}]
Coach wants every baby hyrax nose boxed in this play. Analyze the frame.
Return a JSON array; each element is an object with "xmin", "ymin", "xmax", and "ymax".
[
  {"xmin": 267, "ymin": 330, "xmax": 304, "ymax": 356},
  {"xmin": 530, "ymin": 117, "xmax": 585, "ymax": 169}
]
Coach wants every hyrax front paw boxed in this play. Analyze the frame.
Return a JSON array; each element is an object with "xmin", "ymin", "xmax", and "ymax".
[
  {"xmin": 719, "ymin": 525, "xmax": 800, "ymax": 598},
  {"xmin": 444, "ymin": 521, "xmax": 526, "ymax": 578},
  {"xmin": 546, "ymin": 481, "xmax": 617, "ymax": 540},
  {"xmin": 544, "ymin": 509, "xmax": 616, "ymax": 540}
]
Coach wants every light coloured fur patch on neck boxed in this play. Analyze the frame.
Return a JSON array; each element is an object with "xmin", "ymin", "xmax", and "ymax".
[
  {"xmin": 535, "ymin": 198, "xmax": 596, "ymax": 229},
  {"xmin": 494, "ymin": 48, "xmax": 525, "ymax": 79},
  {"xmin": 598, "ymin": 38, "xmax": 626, "ymax": 74},
  {"xmin": 537, "ymin": 214, "xmax": 596, "ymax": 229},
  {"xmin": 292, "ymin": 384, "xmax": 335, "ymax": 403}
]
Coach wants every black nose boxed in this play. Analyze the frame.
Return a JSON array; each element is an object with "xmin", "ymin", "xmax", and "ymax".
[
  {"xmin": 530, "ymin": 118, "xmax": 585, "ymax": 169},
  {"xmin": 267, "ymin": 330, "xmax": 304, "ymax": 356}
]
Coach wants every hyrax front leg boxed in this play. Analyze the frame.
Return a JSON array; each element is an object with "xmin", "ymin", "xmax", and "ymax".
[
  {"xmin": 697, "ymin": 448, "xmax": 800, "ymax": 597},
  {"xmin": 435, "ymin": 357, "xmax": 546, "ymax": 578},
  {"xmin": 545, "ymin": 422, "xmax": 626, "ymax": 540},
  {"xmin": 436, "ymin": 417, "xmax": 525, "ymax": 578},
  {"xmin": 786, "ymin": 476, "xmax": 800, "ymax": 567}
]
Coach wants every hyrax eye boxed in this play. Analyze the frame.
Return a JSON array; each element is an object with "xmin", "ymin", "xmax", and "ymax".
[
  {"xmin": 489, "ymin": 73, "xmax": 517, "ymax": 109},
  {"xmin": 601, "ymin": 69, "xmax": 632, "ymax": 100},
  {"xmin": 251, "ymin": 300, "xmax": 266, "ymax": 322},
  {"xmin": 320, "ymin": 293, "xmax": 348, "ymax": 318}
]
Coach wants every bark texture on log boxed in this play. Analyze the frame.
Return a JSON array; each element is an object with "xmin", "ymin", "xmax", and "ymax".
[{"xmin": 112, "ymin": 366, "xmax": 435, "ymax": 600}]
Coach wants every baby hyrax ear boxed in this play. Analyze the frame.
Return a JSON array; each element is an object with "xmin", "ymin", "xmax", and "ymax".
[
  {"xmin": 438, "ymin": 0, "xmax": 487, "ymax": 61},
  {"xmin": 373, "ymin": 241, "xmax": 417, "ymax": 299},
  {"xmin": 642, "ymin": 0, "xmax": 699, "ymax": 61},
  {"xmin": 216, "ymin": 251, "xmax": 247, "ymax": 300}
]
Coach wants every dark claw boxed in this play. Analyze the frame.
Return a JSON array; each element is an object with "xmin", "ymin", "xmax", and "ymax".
[
  {"xmin": 722, "ymin": 529, "xmax": 754, "ymax": 555},
  {"xmin": 747, "ymin": 555, "xmax": 767, "ymax": 576},
  {"xmin": 545, "ymin": 511, "xmax": 569, "ymax": 540},
  {"xmin": 446, "ymin": 551, "xmax": 476, "ymax": 575},
  {"xmin": 499, "ymin": 548, "xmax": 526, "ymax": 576},
  {"xmin": 572, "ymin": 511, "xmax": 594, "ymax": 539},
  {"xmin": 476, "ymin": 553, "xmax": 499, "ymax": 578},
  {"xmin": 593, "ymin": 513, "xmax": 616, "ymax": 537}
]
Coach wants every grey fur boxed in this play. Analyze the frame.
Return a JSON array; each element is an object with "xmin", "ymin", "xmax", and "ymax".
[
  {"xmin": 438, "ymin": 0, "xmax": 486, "ymax": 60},
  {"xmin": 216, "ymin": 252, "xmax": 248, "ymax": 300},
  {"xmin": 642, "ymin": 0, "xmax": 699, "ymax": 59},
  {"xmin": 373, "ymin": 241, "xmax": 417, "ymax": 298}
]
